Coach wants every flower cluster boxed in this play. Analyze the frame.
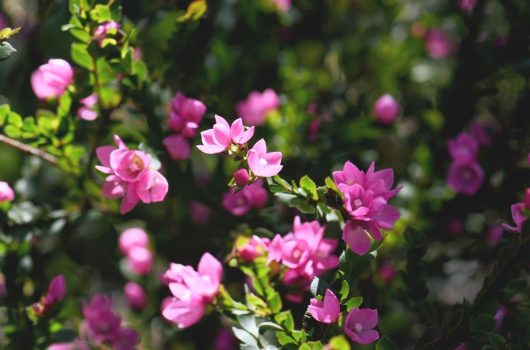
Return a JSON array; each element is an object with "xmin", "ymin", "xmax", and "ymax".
[
  {"xmin": 446, "ymin": 131, "xmax": 486, "ymax": 195},
  {"xmin": 31, "ymin": 59, "xmax": 73, "ymax": 100},
  {"xmin": 236, "ymin": 89, "xmax": 280, "ymax": 126},
  {"xmin": 119, "ymin": 227, "xmax": 153, "ymax": 276},
  {"xmin": 163, "ymin": 92, "xmax": 207, "ymax": 160},
  {"xmin": 333, "ymin": 162, "xmax": 400, "ymax": 255},
  {"xmin": 223, "ymin": 180, "xmax": 268, "ymax": 216},
  {"xmin": 96, "ymin": 135, "xmax": 169, "ymax": 214},
  {"xmin": 268, "ymin": 217, "xmax": 339, "ymax": 289},
  {"xmin": 161, "ymin": 253, "xmax": 223, "ymax": 328}
]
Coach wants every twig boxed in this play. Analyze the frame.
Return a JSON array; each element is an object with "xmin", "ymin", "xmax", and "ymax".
[{"xmin": 0, "ymin": 134, "xmax": 58, "ymax": 164}]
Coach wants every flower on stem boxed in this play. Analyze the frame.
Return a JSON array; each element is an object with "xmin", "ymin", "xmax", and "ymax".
[
  {"xmin": 503, "ymin": 188, "xmax": 530, "ymax": 233},
  {"xmin": 43, "ymin": 274, "xmax": 67, "ymax": 306},
  {"xmin": 77, "ymin": 94, "xmax": 98, "ymax": 121},
  {"xmin": 223, "ymin": 180, "xmax": 268, "ymax": 216},
  {"xmin": 247, "ymin": 139, "xmax": 283, "ymax": 177},
  {"xmin": 343, "ymin": 308, "xmax": 380, "ymax": 345},
  {"xmin": 308, "ymin": 289, "xmax": 340, "ymax": 324},
  {"xmin": 446, "ymin": 160, "xmax": 484, "ymax": 195},
  {"xmin": 447, "ymin": 132, "xmax": 479, "ymax": 163},
  {"xmin": 197, "ymin": 115, "xmax": 254, "ymax": 154},
  {"xmin": 236, "ymin": 89, "xmax": 280, "ymax": 126},
  {"xmin": 167, "ymin": 92, "xmax": 206, "ymax": 138},
  {"xmin": 31, "ymin": 59, "xmax": 73, "ymax": 100}
]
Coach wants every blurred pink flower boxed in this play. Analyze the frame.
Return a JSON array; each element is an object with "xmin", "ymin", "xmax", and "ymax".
[
  {"xmin": 446, "ymin": 160, "xmax": 484, "ymax": 195},
  {"xmin": 448, "ymin": 132, "xmax": 479, "ymax": 162},
  {"xmin": 197, "ymin": 115, "xmax": 254, "ymax": 154},
  {"xmin": 44, "ymin": 274, "xmax": 67, "ymax": 305},
  {"xmin": 494, "ymin": 306, "xmax": 508, "ymax": 330},
  {"xmin": 470, "ymin": 121, "xmax": 492, "ymax": 146},
  {"xmin": 77, "ymin": 94, "xmax": 98, "ymax": 121},
  {"xmin": 119, "ymin": 227, "xmax": 149, "ymax": 256},
  {"xmin": 425, "ymin": 29, "xmax": 455, "ymax": 59},
  {"xmin": 269, "ymin": 0, "xmax": 291, "ymax": 13},
  {"xmin": 163, "ymin": 134, "xmax": 191, "ymax": 160},
  {"xmin": 458, "ymin": 0, "xmax": 477, "ymax": 14},
  {"xmin": 247, "ymin": 139, "xmax": 283, "ymax": 177},
  {"xmin": 0, "ymin": 181, "xmax": 15, "ymax": 202},
  {"xmin": 373, "ymin": 94, "xmax": 400, "ymax": 125},
  {"xmin": 308, "ymin": 289, "xmax": 340, "ymax": 324},
  {"xmin": 124, "ymin": 282, "xmax": 147, "ymax": 310},
  {"xmin": 503, "ymin": 189, "xmax": 529, "ymax": 233},
  {"xmin": 236, "ymin": 235, "xmax": 270, "ymax": 262},
  {"xmin": 213, "ymin": 328, "xmax": 238, "ymax": 350},
  {"xmin": 378, "ymin": 263, "xmax": 397, "ymax": 284},
  {"xmin": 487, "ymin": 224, "xmax": 504, "ymax": 246},
  {"xmin": 167, "ymin": 92, "xmax": 206, "ymax": 138},
  {"xmin": 189, "ymin": 200, "xmax": 212, "ymax": 226},
  {"xmin": 223, "ymin": 180, "xmax": 268, "ymax": 216},
  {"xmin": 31, "ymin": 59, "xmax": 73, "ymax": 100},
  {"xmin": 162, "ymin": 253, "xmax": 223, "ymax": 328},
  {"xmin": 236, "ymin": 89, "xmax": 280, "ymax": 126},
  {"xmin": 94, "ymin": 21, "xmax": 120, "ymax": 47},
  {"xmin": 127, "ymin": 246, "xmax": 153, "ymax": 276},
  {"xmin": 344, "ymin": 308, "xmax": 380, "ymax": 345}
]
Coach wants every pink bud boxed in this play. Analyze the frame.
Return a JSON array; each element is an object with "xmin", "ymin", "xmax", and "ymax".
[
  {"xmin": 0, "ymin": 181, "xmax": 15, "ymax": 203},
  {"xmin": 124, "ymin": 282, "xmax": 147, "ymax": 310},
  {"xmin": 373, "ymin": 94, "xmax": 400, "ymax": 125},
  {"xmin": 127, "ymin": 247, "xmax": 153, "ymax": 276},
  {"xmin": 308, "ymin": 289, "xmax": 340, "ymax": 324},
  {"xmin": 233, "ymin": 169, "xmax": 250, "ymax": 186},
  {"xmin": 119, "ymin": 227, "xmax": 149, "ymax": 256},
  {"xmin": 45, "ymin": 274, "xmax": 67, "ymax": 305},
  {"xmin": 31, "ymin": 59, "xmax": 73, "ymax": 100}
]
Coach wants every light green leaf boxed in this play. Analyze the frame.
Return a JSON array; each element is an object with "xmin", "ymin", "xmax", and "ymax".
[{"xmin": 71, "ymin": 43, "xmax": 94, "ymax": 70}]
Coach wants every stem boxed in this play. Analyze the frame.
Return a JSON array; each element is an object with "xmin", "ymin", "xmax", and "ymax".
[{"xmin": 0, "ymin": 134, "xmax": 58, "ymax": 164}]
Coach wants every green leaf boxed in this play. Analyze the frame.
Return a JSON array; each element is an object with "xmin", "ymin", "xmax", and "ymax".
[
  {"xmin": 96, "ymin": 58, "xmax": 115, "ymax": 83},
  {"xmin": 375, "ymin": 336, "xmax": 398, "ymax": 350},
  {"xmin": 276, "ymin": 331, "xmax": 295, "ymax": 346},
  {"xmin": 300, "ymin": 175, "xmax": 318, "ymax": 200},
  {"xmin": 274, "ymin": 311, "xmax": 294, "ymax": 331},
  {"xmin": 7, "ymin": 112, "xmax": 23, "ymax": 128},
  {"xmin": 71, "ymin": 43, "xmax": 94, "ymax": 70},
  {"xmin": 69, "ymin": 28, "xmax": 91, "ymax": 43},
  {"xmin": 339, "ymin": 280, "xmax": 350, "ymax": 301},
  {"xmin": 268, "ymin": 292, "xmax": 282, "ymax": 313},
  {"xmin": 0, "ymin": 42, "xmax": 16, "ymax": 61},
  {"xmin": 328, "ymin": 335, "xmax": 350, "ymax": 350},
  {"xmin": 57, "ymin": 93, "xmax": 72, "ymax": 117},
  {"xmin": 98, "ymin": 86, "xmax": 122, "ymax": 109},
  {"xmin": 238, "ymin": 315, "xmax": 259, "ymax": 337},
  {"xmin": 177, "ymin": 0, "xmax": 208, "ymax": 22},
  {"xmin": 469, "ymin": 314, "xmax": 496, "ymax": 334},
  {"xmin": 4, "ymin": 125, "xmax": 21, "ymax": 138},
  {"xmin": 339, "ymin": 249, "xmax": 374, "ymax": 287},
  {"xmin": 325, "ymin": 176, "xmax": 338, "ymax": 193},
  {"xmin": 90, "ymin": 4, "xmax": 112, "ymax": 23},
  {"xmin": 232, "ymin": 327, "xmax": 258, "ymax": 347},
  {"xmin": 344, "ymin": 296, "xmax": 363, "ymax": 311}
]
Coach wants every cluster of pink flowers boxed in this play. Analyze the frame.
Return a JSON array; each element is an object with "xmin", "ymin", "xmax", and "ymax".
[
  {"xmin": 236, "ymin": 89, "xmax": 280, "ymax": 126},
  {"xmin": 77, "ymin": 93, "xmax": 98, "ymax": 121},
  {"xmin": 267, "ymin": 217, "xmax": 339, "ymax": 289},
  {"xmin": 161, "ymin": 253, "xmax": 223, "ymax": 328},
  {"xmin": 163, "ymin": 92, "xmax": 207, "ymax": 160},
  {"xmin": 333, "ymin": 162, "xmax": 400, "ymax": 255},
  {"xmin": 93, "ymin": 21, "xmax": 120, "ymax": 47},
  {"xmin": 0, "ymin": 181, "xmax": 15, "ymax": 203},
  {"xmin": 119, "ymin": 227, "xmax": 153, "ymax": 277},
  {"xmin": 307, "ymin": 289, "xmax": 379, "ymax": 345},
  {"xmin": 373, "ymin": 94, "xmax": 400, "ymax": 125},
  {"xmin": 446, "ymin": 131, "xmax": 485, "ymax": 195},
  {"xmin": 33, "ymin": 275, "xmax": 67, "ymax": 316},
  {"xmin": 223, "ymin": 180, "xmax": 268, "ymax": 216},
  {"xmin": 96, "ymin": 135, "xmax": 169, "ymax": 214},
  {"xmin": 31, "ymin": 59, "xmax": 73, "ymax": 100},
  {"xmin": 425, "ymin": 28, "xmax": 455, "ymax": 59}
]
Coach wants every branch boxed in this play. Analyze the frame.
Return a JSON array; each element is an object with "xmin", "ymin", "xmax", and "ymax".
[{"xmin": 0, "ymin": 134, "xmax": 58, "ymax": 165}]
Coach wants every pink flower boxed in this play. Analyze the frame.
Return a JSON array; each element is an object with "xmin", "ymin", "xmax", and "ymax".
[
  {"xmin": 308, "ymin": 289, "xmax": 340, "ymax": 324},
  {"xmin": 504, "ymin": 189, "xmax": 529, "ymax": 233},
  {"xmin": 127, "ymin": 246, "xmax": 153, "ymax": 275},
  {"xmin": 162, "ymin": 253, "xmax": 223, "ymax": 328},
  {"xmin": 235, "ymin": 236, "xmax": 270, "ymax": 261},
  {"xmin": 167, "ymin": 92, "xmax": 206, "ymax": 138},
  {"xmin": 189, "ymin": 200, "xmax": 212, "ymax": 226},
  {"xmin": 425, "ymin": 29, "xmax": 455, "ymax": 59},
  {"xmin": 44, "ymin": 274, "xmax": 67, "ymax": 305},
  {"xmin": 94, "ymin": 21, "xmax": 120, "ymax": 46},
  {"xmin": 373, "ymin": 94, "xmax": 400, "ymax": 125},
  {"xmin": 247, "ymin": 139, "xmax": 283, "ymax": 177},
  {"xmin": 494, "ymin": 306, "xmax": 508, "ymax": 330},
  {"xmin": 197, "ymin": 115, "xmax": 254, "ymax": 154},
  {"xmin": 378, "ymin": 263, "xmax": 397, "ymax": 284},
  {"xmin": 233, "ymin": 169, "xmax": 250, "ymax": 186},
  {"xmin": 124, "ymin": 282, "xmax": 147, "ymax": 310},
  {"xmin": 446, "ymin": 160, "xmax": 484, "ymax": 195},
  {"xmin": 0, "ymin": 181, "xmax": 15, "ymax": 202},
  {"xmin": 344, "ymin": 308, "xmax": 380, "ymax": 345},
  {"xmin": 119, "ymin": 227, "xmax": 149, "ymax": 256},
  {"xmin": 222, "ymin": 180, "xmax": 268, "ymax": 216},
  {"xmin": 448, "ymin": 132, "xmax": 479, "ymax": 163},
  {"xmin": 96, "ymin": 135, "xmax": 169, "ymax": 214},
  {"xmin": 77, "ymin": 94, "xmax": 98, "ymax": 121},
  {"xmin": 458, "ymin": 0, "xmax": 477, "ymax": 13},
  {"xmin": 213, "ymin": 328, "xmax": 238, "ymax": 350},
  {"xmin": 269, "ymin": 0, "xmax": 291, "ymax": 13},
  {"xmin": 236, "ymin": 89, "xmax": 280, "ymax": 126},
  {"xmin": 487, "ymin": 224, "xmax": 504, "ymax": 246},
  {"xmin": 268, "ymin": 217, "xmax": 339, "ymax": 288},
  {"xmin": 31, "ymin": 59, "xmax": 73, "ymax": 100},
  {"xmin": 163, "ymin": 134, "xmax": 191, "ymax": 160},
  {"xmin": 82, "ymin": 294, "xmax": 122, "ymax": 344},
  {"xmin": 112, "ymin": 328, "xmax": 140, "ymax": 350}
]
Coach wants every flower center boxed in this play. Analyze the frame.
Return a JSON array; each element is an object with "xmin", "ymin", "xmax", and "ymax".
[
  {"xmin": 259, "ymin": 158, "xmax": 268, "ymax": 167},
  {"xmin": 130, "ymin": 154, "xmax": 145, "ymax": 173},
  {"xmin": 354, "ymin": 322, "xmax": 363, "ymax": 333}
]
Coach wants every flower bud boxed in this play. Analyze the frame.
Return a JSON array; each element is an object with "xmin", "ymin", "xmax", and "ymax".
[
  {"xmin": 119, "ymin": 228, "xmax": 149, "ymax": 256},
  {"xmin": 44, "ymin": 274, "xmax": 67, "ymax": 305},
  {"xmin": 127, "ymin": 247, "xmax": 153, "ymax": 276},
  {"xmin": 233, "ymin": 169, "xmax": 250, "ymax": 186},
  {"xmin": 373, "ymin": 94, "xmax": 400, "ymax": 125},
  {"xmin": 124, "ymin": 282, "xmax": 147, "ymax": 311}
]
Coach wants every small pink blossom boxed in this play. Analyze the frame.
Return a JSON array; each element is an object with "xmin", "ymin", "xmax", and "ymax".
[
  {"xmin": 503, "ymin": 189, "xmax": 529, "ymax": 233},
  {"xmin": 77, "ymin": 94, "xmax": 98, "ymax": 121},
  {"xmin": 94, "ymin": 21, "xmax": 120, "ymax": 47},
  {"xmin": 222, "ymin": 180, "xmax": 268, "ymax": 216},
  {"xmin": 470, "ymin": 121, "xmax": 492, "ymax": 146},
  {"xmin": 44, "ymin": 274, "xmax": 67, "ymax": 306},
  {"xmin": 119, "ymin": 227, "xmax": 149, "ymax": 256},
  {"xmin": 0, "ymin": 181, "xmax": 15, "ymax": 202},
  {"xmin": 162, "ymin": 253, "xmax": 223, "ymax": 328},
  {"xmin": 344, "ymin": 308, "xmax": 380, "ymax": 345},
  {"xmin": 189, "ymin": 200, "xmax": 212, "ymax": 226},
  {"xmin": 269, "ymin": 0, "xmax": 291, "ymax": 13},
  {"xmin": 308, "ymin": 289, "xmax": 340, "ymax": 324},
  {"xmin": 127, "ymin": 246, "xmax": 153, "ymax": 276},
  {"xmin": 167, "ymin": 92, "xmax": 207, "ymax": 138},
  {"xmin": 458, "ymin": 0, "xmax": 477, "ymax": 14},
  {"xmin": 236, "ymin": 89, "xmax": 280, "ymax": 126},
  {"xmin": 233, "ymin": 169, "xmax": 250, "ymax": 186},
  {"xmin": 425, "ymin": 29, "xmax": 455, "ymax": 59},
  {"xmin": 197, "ymin": 115, "xmax": 254, "ymax": 154},
  {"xmin": 163, "ymin": 134, "xmax": 191, "ymax": 160},
  {"xmin": 247, "ymin": 139, "xmax": 283, "ymax": 177},
  {"xmin": 236, "ymin": 236, "xmax": 270, "ymax": 262},
  {"xmin": 448, "ymin": 132, "xmax": 479, "ymax": 163},
  {"xmin": 446, "ymin": 160, "xmax": 484, "ymax": 195},
  {"xmin": 378, "ymin": 263, "xmax": 397, "ymax": 284},
  {"xmin": 494, "ymin": 306, "xmax": 508, "ymax": 330},
  {"xmin": 124, "ymin": 282, "xmax": 147, "ymax": 310},
  {"xmin": 31, "ymin": 59, "xmax": 73, "ymax": 100},
  {"xmin": 373, "ymin": 94, "xmax": 400, "ymax": 125}
]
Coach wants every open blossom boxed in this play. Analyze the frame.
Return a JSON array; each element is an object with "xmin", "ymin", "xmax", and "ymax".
[
  {"xmin": 223, "ymin": 180, "xmax": 268, "ymax": 216},
  {"xmin": 168, "ymin": 92, "xmax": 206, "ymax": 138},
  {"xmin": 344, "ymin": 308, "xmax": 380, "ymax": 345},
  {"xmin": 31, "ymin": 59, "xmax": 73, "ymax": 100},
  {"xmin": 446, "ymin": 160, "xmax": 484, "ymax": 195},
  {"xmin": 425, "ymin": 29, "xmax": 455, "ymax": 59},
  {"xmin": 162, "ymin": 253, "xmax": 223, "ymax": 328},
  {"xmin": 44, "ymin": 275, "xmax": 67, "ymax": 306},
  {"xmin": 94, "ymin": 21, "xmax": 120, "ymax": 46},
  {"xmin": 268, "ymin": 217, "xmax": 339, "ymax": 288},
  {"xmin": 0, "ymin": 181, "xmax": 15, "ymax": 202},
  {"xmin": 95, "ymin": 135, "xmax": 169, "ymax": 214},
  {"xmin": 236, "ymin": 89, "xmax": 280, "ymax": 126},
  {"xmin": 504, "ymin": 189, "xmax": 530, "ymax": 233},
  {"xmin": 448, "ymin": 132, "xmax": 479, "ymax": 162},
  {"xmin": 373, "ymin": 94, "xmax": 400, "ymax": 125},
  {"xmin": 163, "ymin": 134, "xmax": 191, "ymax": 160},
  {"xmin": 197, "ymin": 115, "xmax": 255, "ymax": 154},
  {"xmin": 77, "ymin": 94, "xmax": 98, "ymax": 121},
  {"xmin": 247, "ymin": 139, "xmax": 283, "ymax": 177},
  {"xmin": 333, "ymin": 162, "xmax": 400, "ymax": 255},
  {"xmin": 308, "ymin": 289, "xmax": 340, "ymax": 324}
]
